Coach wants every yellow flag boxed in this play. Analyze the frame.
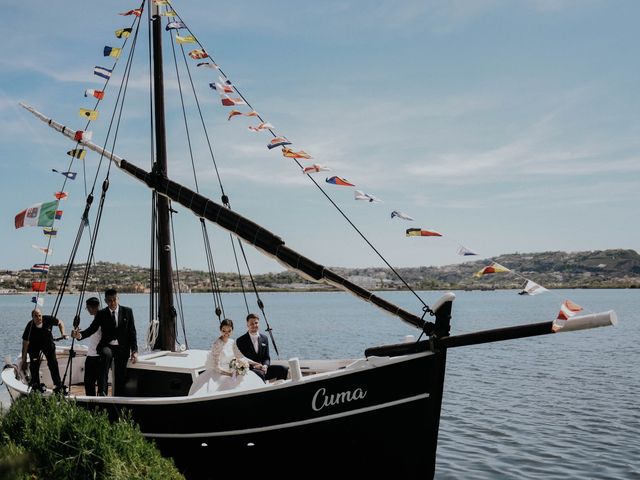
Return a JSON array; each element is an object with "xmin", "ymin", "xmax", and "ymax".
[
  {"xmin": 176, "ymin": 35, "xmax": 196, "ymax": 44},
  {"xmin": 105, "ymin": 46, "xmax": 122, "ymax": 58},
  {"xmin": 115, "ymin": 28, "xmax": 132, "ymax": 39},
  {"xmin": 160, "ymin": 10, "xmax": 177, "ymax": 16},
  {"xmin": 79, "ymin": 109, "xmax": 99, "ymax": 121},
  {"xmin": 67, "ymin": 149, "xmax": 87, "ymax": 160},
  {"xmin": 153, "ymin": 0, "xmax": 170, "ymax": 5}
]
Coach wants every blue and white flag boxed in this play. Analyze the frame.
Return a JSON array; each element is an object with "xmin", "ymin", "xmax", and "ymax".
[
  {"xmin": 52, "ymin": 169, "xmax": 77, "ymax": 180},
  {"xmin": 166, "ymin": 21, "xmax": 186, "ymax": 30},
  {"xmin": 94, "ymin": 66, "xmax": 112, "ymax": 80},
  {"xmin": 31, "ymin": 296, "xmax": 44, "ymax": 306}
]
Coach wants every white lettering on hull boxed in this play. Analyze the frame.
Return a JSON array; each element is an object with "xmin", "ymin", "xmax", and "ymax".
[{"xmin": 311, "ymin": 387, "xmax": 367, "ymax": 412}]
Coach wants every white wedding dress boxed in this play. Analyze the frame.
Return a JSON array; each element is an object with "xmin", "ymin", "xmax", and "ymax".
[{"xmin": 188, "ymin": 337, "xmax": 265, "ymax": 396}]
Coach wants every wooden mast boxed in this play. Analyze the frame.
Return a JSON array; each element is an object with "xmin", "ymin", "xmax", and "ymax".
[{"xmin": 151, "ymin": 3, "xmax": 176, "ymax": 350}]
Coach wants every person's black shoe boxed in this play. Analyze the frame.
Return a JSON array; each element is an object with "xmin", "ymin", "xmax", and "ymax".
[
  {"xmin": 30, "ymin": 382, "xmax": 47, "ymax": 394},
  {"xmin": 53, "ymin": 384, "xmax": 69, "ymax": 395}
]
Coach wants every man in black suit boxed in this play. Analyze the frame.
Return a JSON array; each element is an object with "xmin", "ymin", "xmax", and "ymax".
[
  {"xmin": 236, "ymin": 313, "xmax": 288, "ymax": 382},
  {"xmin": 73, "ymin": 288, "xmax": 137, "ymax": 395}
]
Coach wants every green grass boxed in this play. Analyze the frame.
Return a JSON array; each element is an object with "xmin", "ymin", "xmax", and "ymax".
[{"xmin": 0, "ymin": 393, "xmax": 184, "ymax": 480}]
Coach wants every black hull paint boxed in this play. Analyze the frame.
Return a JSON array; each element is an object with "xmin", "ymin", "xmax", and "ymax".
[{"xmin": 75, "ymin": 350, "xmax": 446, "ymax": 479}]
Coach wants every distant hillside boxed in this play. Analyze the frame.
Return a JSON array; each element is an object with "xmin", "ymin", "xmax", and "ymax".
[{"xmin": 1, "ymin": 249, "xmax": 638, "ymax": 293}]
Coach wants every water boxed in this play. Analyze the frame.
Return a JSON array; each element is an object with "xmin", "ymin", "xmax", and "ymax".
[{"xmin": 1, "ymin": 289, "xmax": 638, "ymax": 479}]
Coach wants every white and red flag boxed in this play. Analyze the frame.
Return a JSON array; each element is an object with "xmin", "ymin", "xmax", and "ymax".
[
  {"xmin": 220, "ymin": 95, "xmax": 246, "ymax": 107},
  {"xmin": 552, "ymin": 300, "xmax": 584, "ymax": 332}
]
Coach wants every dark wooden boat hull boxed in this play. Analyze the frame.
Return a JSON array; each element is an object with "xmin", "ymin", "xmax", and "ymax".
[{"xmin": 73, "ymin": 349, "xmax": 446, "ymax": 479}]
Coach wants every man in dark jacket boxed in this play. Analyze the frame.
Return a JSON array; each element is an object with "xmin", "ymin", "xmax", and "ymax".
[
  {"xmin": 21, "ymin": 308, "xmax": 67, "ymax": 394},
  {"xmin": 236, "ymin": 313, "xmax": 288, "ymax": 382},
  {"xmin": 73, "ymin": 288, "xmax": 137, "ymax": 396}
]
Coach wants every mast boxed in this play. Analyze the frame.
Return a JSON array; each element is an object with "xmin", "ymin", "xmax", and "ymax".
[{"xmin": 151, "ymin": 3, "xmax": 176, "ymax": 351}]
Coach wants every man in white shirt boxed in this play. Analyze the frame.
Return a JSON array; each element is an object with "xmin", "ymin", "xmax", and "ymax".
[{"xmin": 80, "ymin": 297, "xmax": 104, "ymax": 395}]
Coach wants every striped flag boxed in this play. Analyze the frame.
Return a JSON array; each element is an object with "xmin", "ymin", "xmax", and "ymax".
[
  {"xmin": 115, "ymin": 28, "xmax": 132, "ymax": 39},
  {"xmin": 103, "ymin": 46, "xmax": 122, "ymax": 58},
  {"xmin": 552, "ymin": 300, "xmax": 584, "ymax": 332},
  {"xmin": 518, "ymin": 279, "xmax": 548, "ymax": 296},
  {"xmin": 84, "ymin": 89, "xmax": 105, "ymax": 100},
  {"xmin": 55, "ymin": 210, "xmax": 63, "ymax": 220},
  {"xmin": 43, "ymin": 228, "xmax": 58, "ymax": 237},
  {"xmin": 67, "ymin": 148, "xmax": 86, "ymax": 159},
  {"xmin": 79, "ymin": 108, "xmax": 99, "ymax": 121},
  {"xmin": 282, "ymin": 147, "xmax": 312, "ymax": 159},
  {"xmin": 94, "ymin": 66, "xmax": 112, "ymax": 80},
  {"xmin": 15, "ymin": 201, "xmax": 57, "ymax": 228},
  {"xmin": 220, "ymin": 95, "xmax": 246, "ymax": 106},
  {"xmin": 30, "ymin": 264, "xmax": 50, "ymax": 274}
]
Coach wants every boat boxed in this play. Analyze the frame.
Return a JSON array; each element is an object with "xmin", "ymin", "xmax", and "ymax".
[{"xmin": 2, "ymin": 2, "xmax": 618, "ymax": 478}]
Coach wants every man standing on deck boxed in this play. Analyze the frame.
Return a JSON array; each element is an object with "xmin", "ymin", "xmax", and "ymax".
[
  {"xmin": 79, "ymin": 296, "xmax": 104, "ymax": 395},
  {"xmin": 73, "ymin": 288, "xmax": 137, "ymax": 396},
  {"xmin": 21, "ymin": 308, "xmax": 68, "ymax": 394}
]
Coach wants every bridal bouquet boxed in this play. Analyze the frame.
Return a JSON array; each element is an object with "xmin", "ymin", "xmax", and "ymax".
[{"xmin": 229, "ymin": 358, "xmax": 249, "ymax": 376}]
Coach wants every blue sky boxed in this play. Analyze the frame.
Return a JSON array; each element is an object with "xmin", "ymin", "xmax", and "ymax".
[{"xmin": 1, "ymin": 0, "xmax": 638, "ymax": 275}]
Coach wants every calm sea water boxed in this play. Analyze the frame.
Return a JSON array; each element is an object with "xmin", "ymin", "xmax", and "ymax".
[{"xmin": 1, "ymin": 289, "xmax": 638, "ymax": 479}]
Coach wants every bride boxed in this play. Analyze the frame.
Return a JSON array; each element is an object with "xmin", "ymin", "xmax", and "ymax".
[{"xmin": 189, "ymin": 318, "xmax": 266, "ymax": 396}]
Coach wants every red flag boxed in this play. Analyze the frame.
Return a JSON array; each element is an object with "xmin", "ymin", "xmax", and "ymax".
[
  {"xmin": 119, "ymin": 8, "xmax": 142, "ymax": 17},
  {"xmin": 54, "ymin": 192, "xmax": 69, "ymax": 200},
  {"xmin": 188, "ymin": 49, "xmax": 208, "ymax": 60},
  {"xmin": 32, "ymin": 281, "xmax": 47, "ymax": 292},
  {"xmin": 552, "ymin": 300, "xmax": 584, "ymax": 332}
]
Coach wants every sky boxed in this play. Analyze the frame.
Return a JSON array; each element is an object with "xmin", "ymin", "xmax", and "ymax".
[{"xmin": 1, "ymin": 0, "xmax": 638, "ymax": 276}]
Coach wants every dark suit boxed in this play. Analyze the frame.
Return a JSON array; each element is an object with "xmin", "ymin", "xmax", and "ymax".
[
  {"xmin": 236, "ymin": 332, "xmax": 288, "ymax": 381},
  {"xmin": 80, "ymin": 305, "xmax": 137, "ymax": 395}
]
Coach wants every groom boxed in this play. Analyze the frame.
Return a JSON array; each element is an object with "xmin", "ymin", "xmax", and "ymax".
[{"xmin": 236, "ymin": 313, "xmax": 288, "ymax": 382}]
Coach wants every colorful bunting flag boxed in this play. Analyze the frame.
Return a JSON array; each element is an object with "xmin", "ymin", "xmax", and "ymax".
[
  {"xmin": 474, "ymin": 262, "xmax": 510, "ymax": 277},
  {"xmin": 196, "ymin": 62, "xmax": 219, "ymax": 69},
  {"xmin": 153, "ymin": 0, "xmax": 170, "ymax": 5},
  {"xmin": 160, "ymin": 10, "xmax": 177, "ymax": 16},
  {"xmin": 67, "ymin": 148, "xmax": 86, "ymax": 159},
  {"xmin": 54, "ymin": 192, "xmax": 69, "ymax": 200},
  {"xmin": 55, "ymin": 210, "xmax": 63, "ymax": 220},
  {"xmin": 73, "ymin": 130, "xmax": 92, "ymax": 142},
  {"xmin": 32, "ymin": 245, "xmax": 53, "ymax": 255},
  {"xmin": 166, "ymin": 21, "xmax": 186, "ymax": 31},
  {"xmin": 248, "ymin": 122, "xmax": 274, "ymax": 132},
  {"xmin": 31, "ymin": 296, "xmax": 44, "ymax": 307},
  {"xmin": 354, "ymin": 190, "xmax": 381, "ymax": 202},
  {"xmin": 456, "ymin": 245, "xmax": 477, "ymax": 256},
  {"xmin": 119, "ymin": 9, "xmax": 142, "ymax": 17},
  {"xmin": 552, "ymin": 300, "xmax": 584, "ymax": 332},
  {"xmin": 103, "ymin": 46, "xmax": 122, "ymax": 58},
  {"xmin": 31, "ymin": 281, "xmax": 47, "ymax": 293},
  {"xmin": 518, "ymin": 279, "xmax": 548, "ymax": 296},
  {"xmin": 220, "ymin": 95, "xmax": 246, "ymax": 106},
  {"xmin": 43, "ymin": 228, "xmax": 58, "ymax": 237},
  {"xmin": 15, "ymin": 201, "xmax": 57, "ymax": 229},
  {"xmin": 282, "ymin": 147, "xmax": 312, "ymax": 159},
  {"xmin": 84, "ymin": 89, "xmax": 105, "ymax": 100},
  {"xmin": 31, "ymin": 264, "xmax": 50, "ymax": 274},
  {"xmin": 227, "ymin": 110, "xmax": 258, "ymax": 121},
  {"xmin": 94, "ymin": 66, "xmax": 112, "ymax": 80},
  {"xmin": 210, "ymin": 82, "xmax": 234, "ymax": 94},
  {"xmin": 326, "ymin": 176, "xmax": 355, "ymax": 187},
  {"xmin": 302, "ymin": 164, "xmax": 330, "ymax": 174},
  {"xmin": 115, "ymin": 28, "xmax": 132, "ymax": 39},
  {"xmin": 176, "ymin": 34, "xmax": 196, "ymax": 44},
  {"xmin": 52, "ymin": 169, "xmax": 77, "ymax": 180},
  {"xmin": 406, "ymin": 228, "xmax": 442, "ymax": 237},
  {"xmin": 188, "ymin": 49, "xmax": 208, "ymax": 59},
  {"xmin": 391, "ymin": 211, "xmax": 414, "ymax": 221},
  {"xmin": 79, "ymin": 108, "xmax": 99, "ymax": 121},
  {"xmin": 267, "ymin": 137, "xmax": 291, "ymax": 149}
]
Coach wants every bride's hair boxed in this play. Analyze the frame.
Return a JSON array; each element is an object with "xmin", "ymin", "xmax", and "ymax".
[{"xmin": 220, "ymin": 318, "xmax": 234, "ymax": 330}]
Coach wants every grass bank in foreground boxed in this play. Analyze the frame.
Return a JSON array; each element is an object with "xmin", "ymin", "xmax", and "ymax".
[{"xmin": 0, "ymin": 393, "xmax": 184, "ymax": 480}]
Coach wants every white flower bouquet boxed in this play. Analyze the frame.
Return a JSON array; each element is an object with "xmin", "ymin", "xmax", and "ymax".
[{"xmin": 229, "ymin": 358, "xmax": 249, "ymax": 376}]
